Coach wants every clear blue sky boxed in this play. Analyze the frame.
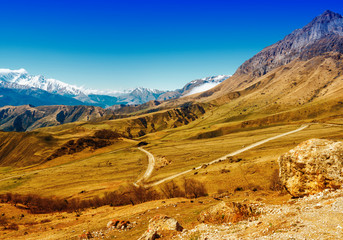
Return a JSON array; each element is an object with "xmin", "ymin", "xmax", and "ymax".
[{"xmin": 0, "ymin": 0, "xmax": 341, "ymax": 91}]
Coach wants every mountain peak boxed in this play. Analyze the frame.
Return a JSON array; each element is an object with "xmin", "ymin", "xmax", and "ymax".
[
  {"xmin": 236, "ymin": 10, "xmax": 343, "ymax": 77},
  {"xmin": 318, "ymin": 10, "xmax": 342, "ymax": 20}
]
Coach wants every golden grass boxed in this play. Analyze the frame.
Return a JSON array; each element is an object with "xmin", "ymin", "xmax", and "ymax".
[{"xmin": 0, "ymin": 143, "xmax": 147, "ymax": 198}]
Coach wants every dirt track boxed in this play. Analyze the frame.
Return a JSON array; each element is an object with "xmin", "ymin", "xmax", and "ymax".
[
  {"xmin": 144, "ymin": 124, "xmax": 309, "ymax": 187},
  {"xmin": 133, "ymin": 147, "xmax": 156, "ymax": 187}
]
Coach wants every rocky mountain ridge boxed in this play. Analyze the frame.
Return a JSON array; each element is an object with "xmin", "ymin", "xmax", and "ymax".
[{"xmin": 236, "ymin": 10, "xmax": 343, "ymax": 77}]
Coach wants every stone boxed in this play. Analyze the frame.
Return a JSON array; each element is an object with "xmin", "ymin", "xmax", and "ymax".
[
  {"xmin": 106, "ymin": 219, "xmax": 131, "ymax": 230},
  {"xmin": 198, "ymin": 201, "xmax": 255, "ymax": 224},
  {"xmin": 138, "ymin": 215, "xmax": 183, "ymax": 240},
  {"xmin": 278, "ymin": 138, "xmax": 343, "ymax": 197}
]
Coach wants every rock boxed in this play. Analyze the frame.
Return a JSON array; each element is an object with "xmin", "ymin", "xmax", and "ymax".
[
  {"xmin": 138, "ymin": 229, "xmax": 159, "ymax": 240},
  {"xmin": 106, "ymin": 219, "xmax": 131, "ymax": 230},
  {"xmin": 278, "ymin": 138, "xmax": 343, "ymax": 197},
  {"xmin": 138, "ymin": 215, "xmax": 183, "ymax": 240},
  {"xmin": 198, "ymin": 201, "xmax": 256, "ymax": 224}
]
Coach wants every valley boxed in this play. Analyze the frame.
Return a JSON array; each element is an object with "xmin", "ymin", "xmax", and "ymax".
[{"xmin": 0, "ymin": 8, "xmax": 343, "ymax": 240}]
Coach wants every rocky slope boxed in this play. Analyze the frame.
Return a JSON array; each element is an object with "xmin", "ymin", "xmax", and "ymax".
[
  {"xmin": 167, "ymin": 10, "xmax": 343, "ymax": 109},
  {"xmin": 175, "ymin": 189, "xmax": 343, "ymax": 239},
  {"xmin": 236, "ymin": 10, "xmax": 343, "ymax": 77}
]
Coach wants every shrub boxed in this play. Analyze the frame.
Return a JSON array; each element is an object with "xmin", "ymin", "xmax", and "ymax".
[
  {"xmin": 160, "ymin": 181, "xmax": 185, "ymax": 198},
  {"xmin": 234, "ymin": 187, "xmax": 244, "ymax": 192},
  {"xmin": 7, "ymin": 223, "xmax": 19, "ymax": 231},
  {"xmin": 0, "ymin": 215, "xmax": 8, "ymax": 227},
  {"xmin": 183, "ymin": 179, "xmax": 208, "ymax": 199},
  {"xmin": 269, "ymin": 169, "xmax": 283, "ymax": 191}
]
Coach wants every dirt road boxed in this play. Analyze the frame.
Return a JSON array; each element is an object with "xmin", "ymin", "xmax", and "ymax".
[
  {"xmin": 145, "ymin": 124, "xmax": 309, "ymax": 187},
  {"xmin": 133, "ymin": 147, "xmax": 156, "ymax": 187}
]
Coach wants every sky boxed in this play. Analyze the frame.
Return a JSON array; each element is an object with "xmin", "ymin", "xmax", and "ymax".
[{"xmin": 0, "ymin": 0, "xmax": 342, "ymax": 91}]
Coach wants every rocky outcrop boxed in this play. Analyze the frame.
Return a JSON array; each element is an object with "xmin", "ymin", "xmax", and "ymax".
[
  {"xmin": 198, "ymin": 201, "xmax": 256, "ymax": 224},
  {"xmin": 278, "ymin": 138, "xmax": 343, "ymax": 197},
  {"xmin": 138, "ymin": 215, "xmax": 183, "ymax": 240},
  {"xmin": 236, "ymin": 10, "xmax": 343, "ymax": 77}
]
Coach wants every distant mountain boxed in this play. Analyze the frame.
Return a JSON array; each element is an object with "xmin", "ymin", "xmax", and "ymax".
[
  {"xmin": 0, "ymin": 68, "xmax": 229, "ymax": 108},
  {"xmin": 0, "ymin": 68, "xmax": 84, "ymax": 95},
  {"xmin": 157, "ymin": 75, "xmax": 230, "ymax": 101},
  {"xmin": 0, "ymin": 81, "xmax": 84, "ymax": 107}
]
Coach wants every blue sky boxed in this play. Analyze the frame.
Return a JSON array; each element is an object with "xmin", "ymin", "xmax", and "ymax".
[{"xmin": 0, "ymin": 0, "xmax": 342, "ymax": 91}]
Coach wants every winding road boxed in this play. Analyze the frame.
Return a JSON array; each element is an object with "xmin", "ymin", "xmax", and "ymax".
[
  {"xmin": 133, "ymin": 147, "xmax": 156, "ymax": 187},
  {"xmin": 141, "ymin": 124, "xmax": 309, "ymax": 187}
]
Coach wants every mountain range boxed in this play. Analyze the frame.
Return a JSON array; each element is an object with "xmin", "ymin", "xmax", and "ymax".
[
  {"xmin": 1, "ymin": 10, "xmax": 343, "ymax": 133},
  {"xmin": 0, "ymin": 68, "xmax": 230, "ymax": 108}
]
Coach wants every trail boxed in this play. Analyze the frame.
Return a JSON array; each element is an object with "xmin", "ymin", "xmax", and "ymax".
[
  {"xmin": 145, "ymin": 124, "xmax": 309, "ymax": 187},
  {"xmin": 133, "ymin": 147, "xmax": 156, "ymax": 187}
]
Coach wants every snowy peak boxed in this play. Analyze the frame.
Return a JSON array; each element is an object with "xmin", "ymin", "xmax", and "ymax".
[
  {"xmin": 183, "ymin": 75, "xmax": 230, "ymax": 96},
  {"xmin": 130, "ymin": 87, "xmax": 164, "ymax": 95},
  {"xmin": 0, "ymin": 68, "xmax": 231, "ymax": 107},
  {"xmin": 0, "ymin": 69, "xmax": 84, "ymax": 96}
]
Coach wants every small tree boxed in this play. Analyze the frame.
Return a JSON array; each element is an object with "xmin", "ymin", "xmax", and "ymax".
[
  {"xmin": 183, "ymin": 179, "xmax": 208, "ymax": 198},
  {"xmin": 160, "ymin": 181, "xmax": 185, "ymax": 198},
  {"xmin": 269, "ymin": 169, "xmax": 283, "ymax": 191}
]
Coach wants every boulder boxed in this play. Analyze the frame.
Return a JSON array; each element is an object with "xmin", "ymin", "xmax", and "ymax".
[
  {"xmin": 138, "ymin": 215, "xmax": 183, "ymax": 240},
  {"xmin": 278, "ymin": 138, "xmax": 343, "ymax": 197},
  {"xmin": 106, "ymin": 219, "xmax": 132, "ymax": 230},
  {"xmin": 198, "ymin": 201, "xmax": 255, "ymax": 224}
]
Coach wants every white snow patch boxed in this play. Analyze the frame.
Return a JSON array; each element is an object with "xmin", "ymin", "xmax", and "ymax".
[{"xmin": 184, "ymin": 82, "xmax": 221, "ymax": 96}]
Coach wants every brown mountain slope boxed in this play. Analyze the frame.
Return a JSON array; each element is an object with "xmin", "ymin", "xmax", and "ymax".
[
  {"xmin": 155, "ymin": 11, "xmax": 343, "ymax": 114},
  {"xmin": 0, "ymin": 105, "xmax": 108, "ymax": 132},
  {"xmin": 0, "ymin": 103, "xmax": 205, "ymax": 167}
]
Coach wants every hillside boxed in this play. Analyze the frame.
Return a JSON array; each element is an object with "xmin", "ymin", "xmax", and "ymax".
[
  {"xmin": 0, "ymin": 105, "xmax": 108, "ymax": 132},
  {"xmin": 0, "ymin": 9, "xmax": 343, "ymax": 240}
]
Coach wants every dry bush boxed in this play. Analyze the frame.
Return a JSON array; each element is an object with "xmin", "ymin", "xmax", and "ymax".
[
  {"xmin": 0, "ymin": 184, "xmax": 171, "ymax": 214},
  {"xmin": 183, "ymin": 179, "xmax": 208, "ymax": 199},
  {"xmin": 269, "ymin": 169, "xmax": 283, "ymax": 191},
  {"xmin": 124, "ymin": 185, "xmax": 161, "ymax": 204},
  {"xmin": 0, "ymin": 215, "xmax": 8, "ymax": 227},
  {"xmin": 160, "ymin": 181, "xmax": 185, "ymax": 198}
]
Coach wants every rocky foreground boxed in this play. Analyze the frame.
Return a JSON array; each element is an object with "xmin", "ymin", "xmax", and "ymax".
[{"xmin": 173, "ymin": 189, "xmax": 343, "ymax": 239}]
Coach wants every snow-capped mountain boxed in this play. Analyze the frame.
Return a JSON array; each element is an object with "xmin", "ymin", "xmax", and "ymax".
[
  {"xmin": 0, "ymin": 68, "xmax": 84, "ymax": 96},
  {"xmin": 183, "ymin": 75, "xmax": 230, "ymax": 96},
  {"xmin": 157, "ymin": 75, "xmax": 230, "ymax": 100},
  {"xmin": 0, "ymin": 68, "xmax": 230, "ymax": 108}
]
